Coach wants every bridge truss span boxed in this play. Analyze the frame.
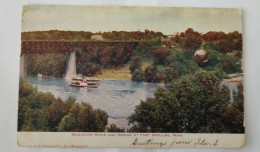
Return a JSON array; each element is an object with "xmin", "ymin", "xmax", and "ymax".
[{"xmin": 21, "ymin": 41, "xmax": 139, "ymax": 54}]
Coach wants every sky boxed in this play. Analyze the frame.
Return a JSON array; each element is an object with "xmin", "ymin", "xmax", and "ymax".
[{"xmin": 22, "ymin": 5, "xmax": 242, "ymax": 35}]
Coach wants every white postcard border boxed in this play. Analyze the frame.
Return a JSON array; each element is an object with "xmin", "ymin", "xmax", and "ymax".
[{"xmin": 17, "ymin": 132, "xmax": 244, "ymax": 148}]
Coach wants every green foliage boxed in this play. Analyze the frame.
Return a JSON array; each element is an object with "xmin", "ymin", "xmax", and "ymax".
[
  {"xmin": 92, "ymin": 109, "xmax": 109, "ymax": 131},
  {"xmin": 173, "ymin": 28, "xmax": 202, "ymax": 51},
  {"xmin": 46, "ymin": 98, "xmax": 68, "ymax": 131},
  {"xmin": 211, "ymin": 68, "xmax": 229, "ymax": 80},
  {"xmin": 194, "ymin": 53, "xmax": 209, "ymax": 67},
  {"xmin": 65, "ymin": 96, "xmax": 76, "ymax": 110},
  {"xmin": 129, "ymin": 57, "xmax": 142, "ymax": 74},
  {"xmin": 58, "ymin": 103, "xmax": 108, "ymax": 132},
  {"xmin": 23, "ymin": 29, "xmax": 243, "ymax": 84},
  {"xmin": 202, "ymin": 43, "xmax": 242, "ymax": 74},
  {"xmin": 144, "ymin": 66, "xmax": 157, "ymax": 82},
  {"xmin": 132, "ymin": 69, "xmax": 144, "ymax": 82},
  {"xmin": 151, "ymin": 65, "xmax": 179, "ymax": 83},
  {"xmin": 202, "ymin": 31, "xmax": 242, "ymax": 53},
  {"xmin": 18, "ymin": 78, "xmax": 108, "ymax": 132},
  {"xmin": 204, "ymin": 49, "xmax": 222, "ymax": 68},
  {"xmin": 169, "ymin": 50, "xmax": 199, "ymax": 76},
  {"xmin": 77, "ymin": 59, "xmax": 102, "ymax": 76},
  {"xmin": 152, "ymin": 47, "xmax": 171, "ymax": 65},
  {"xmin": 22, "ymin": 30, "xmax": 165, "ymax": 41},
  {"xmin": 19, "ymin": 77, "xmax": 37, "ymax": 98},
  {"xmin": 83, "ymin": 62, "xmax": 102, "ymax": 76},
  {"xmin": 220, "ymin": 55, "xmax": 242, "ymax": 74},
  {"xmin": 223, "ymin": 85, "xmax": 244, "ymax": 133},
  {"xmin": 106, "ymin": 124, "xmax": 125, "ymax": 132},
  {"xmin": 22, "ymin": 109, "xmax": 49, "ymax": 131},
  {"xmin": 22, "ymin": 30, "xmax": 93, "ymax": 41},
  {"xmin": 129, "ymin": 71, "xmax": 244, "ymax": 133},
  {"xmin": 76, "ymin": 43, "xmax": 134, "ymax": 75},
  {"xmin": 140, "ymin": 47, "xmax": 197, "ymax": 83},
  {"xmin": 203, "ymin": 42, "xmax": 222, "ymax": 52},
  {"xmin": 202, "ymin": 31, "xmax": 226, "ymax": 42},
  {"xmin": 164, "ymin": 67, "xmax": 179, "ymax": 83},
  {"xmin": 134, "ymin": 38, "xmax": 162, "ymax": 59},
  {"xmin": 58, "ymin": 115, "xmax": 78, "ymax": 131},
  {"xmin": 26, "ymin": 53, "xmax": 67, "ymax": 77},
  {"xmin": 18, "ymin": 88, "xmax": 52, "ymax": 131},
  {"xmin": 154, "ymin": 65, "xmax": 166, "ymax": 83}
]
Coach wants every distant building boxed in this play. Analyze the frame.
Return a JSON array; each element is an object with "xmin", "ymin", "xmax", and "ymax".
[{"xmin": 91, "ymin": 35, "xmax": 103, "ymax": 41}]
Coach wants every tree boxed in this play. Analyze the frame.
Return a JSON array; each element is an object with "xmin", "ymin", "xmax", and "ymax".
[
  {"xmin": 46, "ymin": 98, "xmax": 68, "ymax": 131},
  {"xmin": 152, "ymin": 47, "xmax": 171, "ymax": 65},
  {"xmin": 129, "ymin": 71, "xmax": 236, "ymax": 133},
  {"xmin": 202, "ymin": 49, "xmax": 222, "ymax": 70},
  {"xmin": 26, "ymin": 53, "xmax": 67, "ymax": 77},
  {"xmin": 18, "ymin": 78, "xmax": 109, "ymax": 132},
  {"xmin": 134, "ymin": 38, "xmax": 162, "ymax": 59},
  {"xmin": 58, "ymin": 102, "xmax": 108, "ymax": 132},
  {"xmin": 93, "ymin": 109, "xmax": 109, "ymax": 131},
  {"xmin": 170, "ymin": 51, "xmax": 198, "ymax": 76},
  {"xmin": 164, "ymin": 67, "xmax": 179, "ymax": 83},
  {"xmin": 154, "ymin": 65, "xmax": 166, "ymax": 83},
  {"xmin": 144, "ymin": 66, "xmax": 157, "ymax": 82},
  {"xmin": 65, "ymin": 96, "xmax": 76, "ymax": 110},
  {"xmin": 18, "ymin": 78, "xmax": 52, "ymax": 131},
  {"xmin": 203, "ymin": 31, "xmax": 243, "ymax": 53},
  {"xmin": 21, "ymin": 109, "xmax": 49, "ymax": 131},
  {"xmin": 19, "ymin": 78, "xmax": 37, "ymax": 98},
  {"xmin": 129, "ymin": 57, "xmax": 142, "ymax": 74},
  {"xmin": 202, "ymin": 31, "xmax": 226, "ymax": 42},
  {"xmin": 58, "ymin": 115, "xmax": 78, "ymax": 131},
  {"xmin": 220, "ymin": 55, "xmax": 242, "ymax": 73},
  {"xmin": 132, "ymin": 69, "xmax": 144, "ymax": 82},
  {"xmin": 173, "ymin": 28, "xmax": 202, "ymax": 51},
  {"xmin": 106, "ymin": 124, "xmax": 124, "ymax": 132},
  {"xmin": 223, "ymin": 85, "xmax": 244, "ymax": 133}
]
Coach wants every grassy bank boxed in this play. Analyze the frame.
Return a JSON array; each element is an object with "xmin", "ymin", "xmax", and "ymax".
[{"xmin": 95, "ymin": 66, "xmax": 132, "ymax": 81}]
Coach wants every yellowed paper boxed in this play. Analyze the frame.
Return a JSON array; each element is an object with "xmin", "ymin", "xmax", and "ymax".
[
  {"xmin": 18, "ymin": 5, "xmax": 244, "ymax": 148},
  {"xmin": 18, "ymin": 132, "xmax": 244, "ymax": 148}
]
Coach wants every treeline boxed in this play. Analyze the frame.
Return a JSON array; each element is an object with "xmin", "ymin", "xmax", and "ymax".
[
  {"xmin": 22, "ymin": 30, "xmax": 165, "ymax": 41},
  {"xmin": 102, "ymin": 30, "xmax": 165, "ymax": 41},
  {"xmin": 18, "ymin": 78, "xmax": 109, "ymax": 132},
  {"xmin": 22, "ymin": 30, "xmax": 92, "ymax": 41},
  {"xmin": 128, "ymin": 71, "xmax": 244, "ymax": 133},
  {"xmin": 129, "ymin": 28, "xmax": 242, "ymax": 82}
]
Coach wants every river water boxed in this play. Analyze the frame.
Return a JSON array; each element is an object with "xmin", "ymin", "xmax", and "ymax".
[
  {"xmin": 26, "ymin": 77, "xmax": 241, "ymax": 130},
  {"xmin": 26, "ymin": 77, "xmax": 166, "ymax": 129}
]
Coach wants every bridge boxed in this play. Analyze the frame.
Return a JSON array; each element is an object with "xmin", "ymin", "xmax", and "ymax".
[{"xmin": 21, "ymin": 40, "xmax": 140, "ymax": 54}]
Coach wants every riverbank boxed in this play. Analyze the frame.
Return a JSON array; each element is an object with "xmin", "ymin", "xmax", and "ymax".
[{"xmin": 95, "ymin": 66, "xmax": 132, "ymax": 81}]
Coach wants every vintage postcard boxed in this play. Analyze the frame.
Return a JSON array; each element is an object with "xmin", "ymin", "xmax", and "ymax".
[{"xmin": 18, "ymin": 5, "xmax": 244, "ymax": 148}]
